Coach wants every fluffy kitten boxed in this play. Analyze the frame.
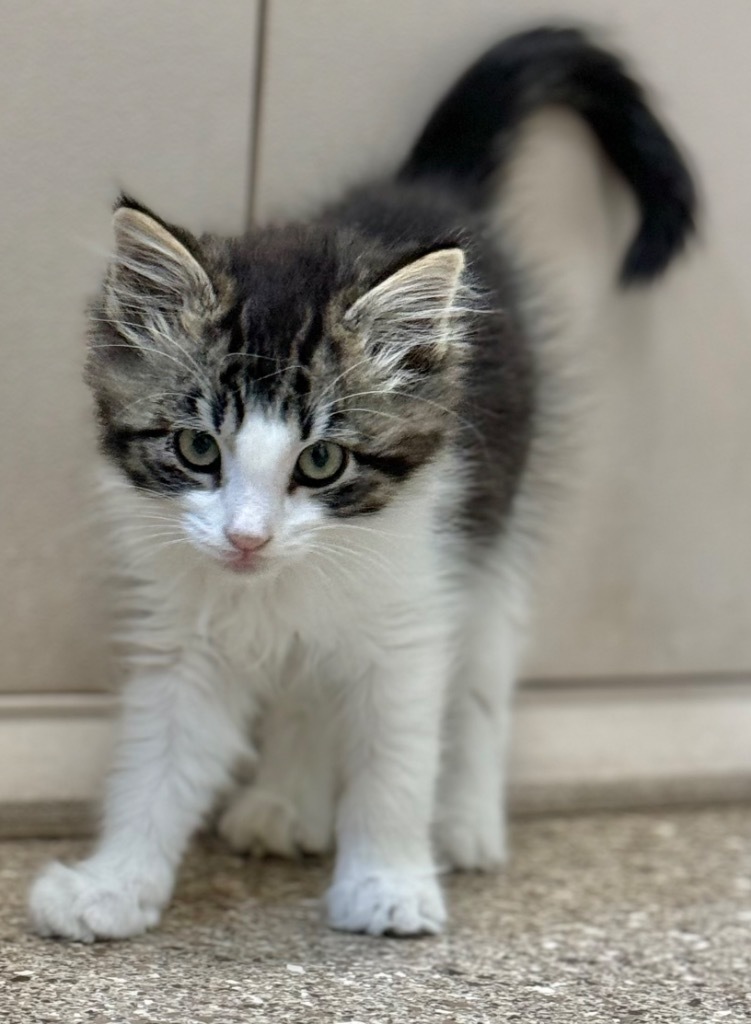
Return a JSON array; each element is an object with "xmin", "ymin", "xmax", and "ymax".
[{"xmin": 30, "ymin": 27, "xmax": 695, "ymax": 940}]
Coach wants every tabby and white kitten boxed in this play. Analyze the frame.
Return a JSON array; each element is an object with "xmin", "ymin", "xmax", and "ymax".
[{"xmin": 30, "ymin": 27, "xmax": 695, "ymax": 940}]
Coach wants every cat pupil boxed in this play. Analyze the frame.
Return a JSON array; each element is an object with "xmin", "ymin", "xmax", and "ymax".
[
  {"xmin": 193, "ymin": 433, "xmax": 213, "ymax": 455},
  {"xmin": 312, "ymin": 444, "xmax": 328, "ymax": 468}
]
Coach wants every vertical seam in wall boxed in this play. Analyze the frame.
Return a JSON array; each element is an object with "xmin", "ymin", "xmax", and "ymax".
[{"xmin": 246, "ymin": 0, "xmax": 270, "ymax": 227}]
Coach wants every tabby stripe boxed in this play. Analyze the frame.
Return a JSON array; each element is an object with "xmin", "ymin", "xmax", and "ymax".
[
  {"xmin": 116, "ymin": 428, "xmax": 169, "ymax": 440},
  {"xmin": 296, "ymin": 308, "xmax": 324, "ymax": 368},
  {"xmin": 219, "ymin": 302, "xmax": 246, "ymax": 355},
  {"xmin": 353, "ymin": 451, "xmax": 415, "ymax": 479}
]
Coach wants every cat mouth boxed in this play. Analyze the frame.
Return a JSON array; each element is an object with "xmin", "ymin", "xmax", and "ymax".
[{"xmin": 223, "ymin": 550, "xmax": 270, "ymax": 574}]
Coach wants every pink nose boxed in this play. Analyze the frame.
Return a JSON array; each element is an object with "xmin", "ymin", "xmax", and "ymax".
[{"xmin": 225, "ymin": 531, "xmax": 272, "ymax": 554}]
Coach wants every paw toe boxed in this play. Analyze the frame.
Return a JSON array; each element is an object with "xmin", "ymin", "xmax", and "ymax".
[
  {"xmin": 219, "ymin": 787, "xmax": 333, "ymax": 858},
  {"xmin": 28, "ymin": 860, "xmax": 167, "ymax": 942},
  {"xmin": 326, "ymin": 870, "xmax": 446, "ymax": 937},
  {"xmin": 436, "ymin": 805, "xmax": 507, "ymax": 872}
]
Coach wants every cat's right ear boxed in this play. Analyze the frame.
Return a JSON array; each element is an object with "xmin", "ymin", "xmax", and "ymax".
[{"xmin": 103, "ymin": 197, "xmax": 215, "ymax": 331}]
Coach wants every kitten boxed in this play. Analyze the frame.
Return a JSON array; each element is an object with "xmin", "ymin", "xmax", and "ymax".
[{"xmin": 29, "ymin": 26, "xmax": 695, "ymax": 940}]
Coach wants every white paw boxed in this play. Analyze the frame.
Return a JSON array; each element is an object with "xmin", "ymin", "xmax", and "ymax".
[
  {"xmin": 29, "ymin": 859, "xmax": 171, "ymax": 942},
  {"xmin": 436, "ymin": 801, "xmax": 507, "ymax": 871},
  {"xmin": 326, "ymin": 868, "xmax": 446, "ymax": 936},
  {"xmin": 218, "ymin": 786, "xmax": 333, "ymax": 858}
]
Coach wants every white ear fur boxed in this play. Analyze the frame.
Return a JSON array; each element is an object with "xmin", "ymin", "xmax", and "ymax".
[
  {"xmin": 344, "ymin": 248, "xmax": 465, "ymax": 360},
  {"xmin": 111, "ymin": 207, "xmax": 214, "ymax": 302}
]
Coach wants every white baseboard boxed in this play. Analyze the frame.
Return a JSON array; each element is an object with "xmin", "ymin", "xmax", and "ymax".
[
  {"xmin": 1, "ymin": 677, "xmax": 750, "ymax": 837},
  {"xmin": 510, "ymin": 675, "xmax": 751, "ymax": 812}
]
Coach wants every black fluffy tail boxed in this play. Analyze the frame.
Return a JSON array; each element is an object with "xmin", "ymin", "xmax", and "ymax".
[{"xmin": 399, "ymin": 27, "xmax": 697, "ymax": 284}]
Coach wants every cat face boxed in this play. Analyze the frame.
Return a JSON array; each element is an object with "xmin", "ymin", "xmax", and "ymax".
[{"xmin": 85, "ymin": 199, "xmax": 470, "ymax": 573}]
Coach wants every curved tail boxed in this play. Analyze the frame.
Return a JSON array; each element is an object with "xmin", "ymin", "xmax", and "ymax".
[{"xmin": 399, "ymin": 26, "xmax": 697, "ymax": 284}]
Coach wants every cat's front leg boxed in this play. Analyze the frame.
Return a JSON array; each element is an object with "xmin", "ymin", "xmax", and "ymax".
[
  {"xmin": 29, "ymin": 653, "xmax": 249, "ymax": 942},
  {"xmin": 326, "ymin": 637, "xmax": 449, "ymax": 937}
]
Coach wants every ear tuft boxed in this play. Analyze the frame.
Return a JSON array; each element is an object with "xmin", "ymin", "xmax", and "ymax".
[
  {"xmin": 97, "ymin": 202, "xmax": 216, "ymax": 352},
  {"xmin": 346, "ymin": 248, "xmax": 465, "ymax": 327},
  {"xmin": 111, "ymin": 207, "xmax": 214, "ymax": 301},
  {"xmin": 345, "ymin": 248, "xmax": 466, "ymax": 373}
]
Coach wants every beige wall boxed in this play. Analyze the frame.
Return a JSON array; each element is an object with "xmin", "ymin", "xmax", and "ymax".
[
  {"xmin": 0, "ymin": 2, "xmax": 259, "ymax": 693},
  {"xmin": 1, "ymin": 0, "xmax": 750, "ymax": 697}
]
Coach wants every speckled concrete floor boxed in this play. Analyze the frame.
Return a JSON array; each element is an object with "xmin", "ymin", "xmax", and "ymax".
[{"xmin": 2, "ymin": 808, "xmax": 751, "ymax": 1023}]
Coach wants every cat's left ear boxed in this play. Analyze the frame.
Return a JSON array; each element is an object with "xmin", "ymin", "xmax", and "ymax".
[
  {"xmin": 105, "ymin": 198, "xmax": 215, "ymax": 323},
  {"xmin": 344, "ymin": 248, "xmax": 465, "ymax": 371}
]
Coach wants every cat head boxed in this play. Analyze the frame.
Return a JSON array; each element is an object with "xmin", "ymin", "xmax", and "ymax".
[{"xmin": 86, "ymin": 196, "xmax": 471, "ymax": 575}]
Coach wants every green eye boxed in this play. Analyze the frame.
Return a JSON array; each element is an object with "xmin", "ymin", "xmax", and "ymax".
[
  {"xmin": 175, "ymin": 429, "xmax": 220, "ymax": 472},
  {"xmin": 295, "ymin": 441, "xmax": 347, "ymax": 487}
]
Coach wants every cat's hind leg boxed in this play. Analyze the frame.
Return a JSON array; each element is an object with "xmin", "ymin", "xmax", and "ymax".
[
  {"xmin": 435, "ymin": 558, "xmax": 529, "ymax": 871},
  {"xmin": 218, "ymin": 681, "xmax": 337, "ymax": 858}
]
